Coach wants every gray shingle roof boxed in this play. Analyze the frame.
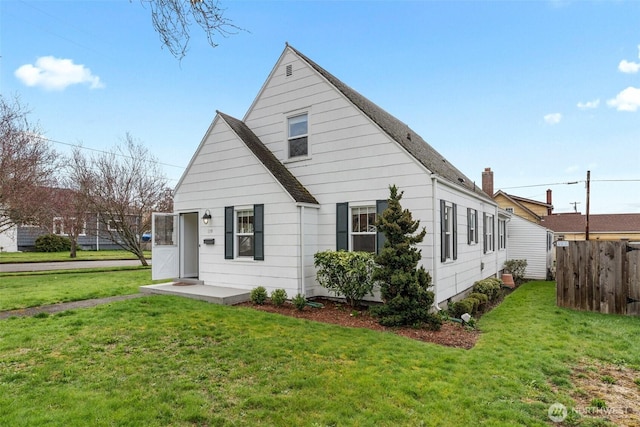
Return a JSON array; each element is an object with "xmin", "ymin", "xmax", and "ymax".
[
  {"xmin": 217, "ymin": 111, "xmax": 319, "ymax": 205},
  {"xmin": 287, "ymin": 44, "xmax": 492, "ymax": 202}
]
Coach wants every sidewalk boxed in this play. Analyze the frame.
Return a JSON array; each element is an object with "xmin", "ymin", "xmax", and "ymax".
[
  {"xmin": 0, "ymin": 294, "xmax": 146, "ymax": 320},
  {"xmin": 0, "ymin": 259, "xmax": 145, "ymax": 273}
]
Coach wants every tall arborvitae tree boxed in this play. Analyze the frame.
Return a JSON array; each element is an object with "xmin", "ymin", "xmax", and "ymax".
[{"xmin": 373, "ymin": 185, "xmax": 441, "ymax": 329}]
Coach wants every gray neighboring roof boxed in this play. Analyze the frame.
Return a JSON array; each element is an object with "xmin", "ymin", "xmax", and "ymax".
[
  {"xmin": 217, "ymin": 111, "xmax": 319, "ymax": 205},
  {"xmin": 287, "ymin": 44, "xmax": 492, "ymax": 202}
]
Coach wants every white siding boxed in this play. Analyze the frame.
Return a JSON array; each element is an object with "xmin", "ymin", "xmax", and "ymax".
[
  {"xmin": 174, "ymin": 117, "xmax": 304, "ymax": 297},
  {"xmin": 507, "ymin": 215, "xmax": 551, "ymax": 280},
  {"xmin": 0, "ymin": 223, "xmax": 18, "ymax": 252},
  {"xmin": 433, "ymin": 180, "xmax": 503, "ymax": 304}
]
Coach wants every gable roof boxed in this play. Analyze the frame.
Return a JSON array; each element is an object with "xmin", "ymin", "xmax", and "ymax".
[
  {"xmin": 541, "ymin": 213, "xmax": 640, "ymax": 233},
  {"xmin": 494, "ymin": 190, "xmax": 551, "ymax": 221},
  {"xmin": 286, "ymin": 44, "xmax": 492, "ymax": 202},
  {"xmin": 217, "ymin": 111, "xmax": 319, "ymax": 205}
]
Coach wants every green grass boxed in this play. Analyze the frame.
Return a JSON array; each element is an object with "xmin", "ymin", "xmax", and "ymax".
[
  {"xmin": 0, "ymin": 250, "xmax": 151, "ymax": 263},
  {"xmin": 0, "ymin": 268, "xmax": 155, "ymax": 311},
  {"xmin": 0, "ymin": 281, "xmax": 639, "ymax": 426}
]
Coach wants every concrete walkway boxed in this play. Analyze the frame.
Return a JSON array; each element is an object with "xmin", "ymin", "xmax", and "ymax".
[
  {"xmin": 0, "ymin": 294, "xmax": 146, "ymax": 320},
  {"xmin": 0, "ymin": 259, "xmax": 145, "ymax": 273}
]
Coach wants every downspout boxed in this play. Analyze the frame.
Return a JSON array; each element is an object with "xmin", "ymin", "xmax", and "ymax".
[
  {"xmin": 430, "ymin": 174, "xmax": 439, "ymax": 308},
  {"xmin": 299, "ymin": 205, "xmax": 305, "ymax": 296},
  {"xmin": 495, "ymin": 204, "xmax": 499, "ymax": 277}
]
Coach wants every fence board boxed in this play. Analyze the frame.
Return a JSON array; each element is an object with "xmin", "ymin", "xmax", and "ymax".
[{"xmin": 556, "ymin": 240, "xmax": 640, "ymax": 316}]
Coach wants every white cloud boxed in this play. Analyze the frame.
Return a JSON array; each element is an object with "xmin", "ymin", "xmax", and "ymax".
[
  {"xmin": 607, "ymin": 86, "xmax": 640, "ymax": 112},
  {"xmin": 577, "ymin": 99, "xmax": 600, "ymax": 110},
  {"xmin": 544, "ymin": 113, "xmax": 562, "ymax": 125},
  {"xmin": 618, "ymin": 59, "xmax": 640, "ymax": 74},
  {"xmin": 15, "ymin": 56, "xmax": 104, "ymax": 91}
]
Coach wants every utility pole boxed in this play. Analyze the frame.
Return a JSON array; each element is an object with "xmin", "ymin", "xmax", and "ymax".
[
  {"xmin": 585, "ymin": 170, "xmax": 590, "ymax": 241},
  {"xmin": 570, "ymin": 201, "xmax": 581, "ymax": 212}
]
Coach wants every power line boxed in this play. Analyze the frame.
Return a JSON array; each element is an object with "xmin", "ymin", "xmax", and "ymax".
[
  {"xmin": 42, "ymin": 136, "xmax": 186, "ymax": 170},
  {"xmin": 500, "ymin": 179, "xmax": 640, "ymax": 190}
]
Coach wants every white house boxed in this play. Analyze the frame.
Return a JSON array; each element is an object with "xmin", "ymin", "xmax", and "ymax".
[
  {"xmin": 152, "ymin": 44, "xmax": 508, "ymax": 307},
  {"xmin": 506, "ymin": 215, "xmax": 554, "ymax": 280},
  {"xmin": 0, "ymin": 223, "xmax": 18, "ymax": 253}
]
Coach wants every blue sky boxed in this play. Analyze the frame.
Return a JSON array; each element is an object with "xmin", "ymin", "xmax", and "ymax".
[{"xmin": 1, "ymin": 0, "xmax": 639, "ymax": 214}]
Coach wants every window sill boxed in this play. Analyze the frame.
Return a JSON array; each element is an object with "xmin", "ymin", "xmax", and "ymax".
[{"xmin": 284, "ymin": 155, "xmax": 312, "ymax": 164}]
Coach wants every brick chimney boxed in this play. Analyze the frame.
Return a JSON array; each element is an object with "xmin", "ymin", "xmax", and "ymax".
[
  {"xmin": 482, "ymin": 167, "xmax": 494, "ymax": 197},
  {"xmin": 546, "ymin": 189, "xmax": 553, "ymax": 215}
]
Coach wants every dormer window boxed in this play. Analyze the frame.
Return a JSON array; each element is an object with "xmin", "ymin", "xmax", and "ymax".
[{"xmin": 287, "ymin": 113, "xmax": 308, "ymax": 158}]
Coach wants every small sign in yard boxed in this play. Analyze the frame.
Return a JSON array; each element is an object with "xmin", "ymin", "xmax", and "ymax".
[{"xmin": 557, "ymin": 241, "xmax": 569, "ymax": 247}]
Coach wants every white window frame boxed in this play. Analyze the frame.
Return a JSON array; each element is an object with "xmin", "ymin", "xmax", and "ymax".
[
  {"xmin": 443, "ymin": 203, "xmax": 453, "ymax": 261},
  {"xmin": 108, "ymin": 219, "xmax": 122, "ymax": 232},
  {"xmin": 236, "ymin": 208, "xmax": 254, "ymax": 258},
  {"xmin": 498, "ymin": 219, "xmax": 506, "ymax": 250},
  {"xmin": 350, "ymin": 205, "xmax": 377, "ymax": 253},
  {"xmin": 286, "ymin": 110, "xmax": 310, "ymax": 160},
  {"xmin": 468, "ymin": 208, "xmax": 477, "ymax": 245},
  {"xmin": 485, "ymin": 213, "xmax": 495, "ymax": 253},
  {"xmin": 52, "ymin": 217, "xmax": 87, "ymax": 236},
  {"xmin": 505, "ymin": 207, "xmax": 514, "ymax": 214}
]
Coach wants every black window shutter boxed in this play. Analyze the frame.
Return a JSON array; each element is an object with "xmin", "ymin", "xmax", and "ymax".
[
  {"xmin": 467, "ymin": 208, "xmax": 472, "ymax": 245},
  {"xmin": 452, "ymin": 203, "xmax": 457, "ymax": 260},
  {"xmin": 474, "ymin": 210, "xmax": 478, "ymax": 243},
  {"xmin": 483, "ymin": 212, "xmax": 487, "ymax": 254},
  {"xmin": 254, "ymin": 204, "xmax": 264, "ymax": 261},
  {"xmin": 376, "ymin": 199, "xmax": 388, "ymax": 254},
  {"xmin": 225, "ymin": 206, "xmax": 234, "ymax": 259},
  {"xmin": 336, "ymin": 202, "xmax": 349, "ymax": 251},
  {"xmin": 440, "ymin": 199, "xmax": 446, "ymax": 262},
  {"xmin": 492, "ymin": 216, "xmax": 496, "ymax": 251}
]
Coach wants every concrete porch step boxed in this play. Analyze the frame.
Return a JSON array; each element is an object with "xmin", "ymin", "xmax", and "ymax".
[{"xmin": 139, "ymin": 283, "xmax": 250, "ymax": 305}]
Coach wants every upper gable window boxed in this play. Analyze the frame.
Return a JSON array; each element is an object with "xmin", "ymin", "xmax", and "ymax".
[{"xmin": 287, "ymin": 113, "xmax": 308, "ymax": 158}]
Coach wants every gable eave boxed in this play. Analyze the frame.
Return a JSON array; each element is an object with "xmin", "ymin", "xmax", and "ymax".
[{"xmin": 217, "ymin": 112, "xmax": 319, "ymax": 206}]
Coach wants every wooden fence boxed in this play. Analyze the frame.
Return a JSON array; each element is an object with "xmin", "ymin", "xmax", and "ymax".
[{"xmin": 556, "ymin": 240, "xmax": 640, "ymax": 316}]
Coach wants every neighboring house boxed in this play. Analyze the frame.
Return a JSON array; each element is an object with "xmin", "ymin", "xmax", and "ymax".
[
  {"xmin": 541, "ymin": 213, "xmax": 640, "ymax": 241},
  {"xmin": 153, "ymin": 44, "xmax": 509, "ymax": 307},
  {"xmin": 481, "ymin": 167, "xmax": 553, "ymax": 224},
  {"xmin": 0, "ymin": 223, "xmax": 18, "ymax": 252},
  {"xmin": 16, "ymin": 214, "xmax": 125, "ymax": 251},
  {"xmin": 507, "ymin": 215, "xmax": 555, "ymax": 280}
]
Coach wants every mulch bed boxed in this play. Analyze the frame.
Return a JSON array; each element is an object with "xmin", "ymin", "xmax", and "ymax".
[{"xmin": 237, "ymin": 298, "xmax": 480, "ymax": 349}]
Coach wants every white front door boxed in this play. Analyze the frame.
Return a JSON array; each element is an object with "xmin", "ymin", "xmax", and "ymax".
[{"xmin": 151, "ymin": 212, "xmax": 179, "ymax": 280}]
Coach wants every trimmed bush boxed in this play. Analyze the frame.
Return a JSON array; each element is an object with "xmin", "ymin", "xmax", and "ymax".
[
  {"xmin": 314, "ymin": 250, "xmax": 376, "ymax": 307},
  {"xmin": 504, "ymin": 259, "xmax": 528, "ymax": 284},
  {"xmin": 250, "ymin": 286, "xmax": 268, "ymax": 305},
  {"xmin": 292, "ymin": 294, "xmax": 307, "ymax": 311},
  {"xmin": 469, "ymin": 292, "xmax": 489, "ymax": 309},
  {"xmin": 35, "ymin": 234, "xmax": 71, "ymax": 252},
  {"xmin": 472, "ymin": 278, "xmax": 503, "ymax": 302},
  {"xmin": 270, "ymin": 289, "xmax": 287, "ymax": 307},
  {"xmin": 450, "ymin": 299, "xmax": 474, "ymax": 319}
]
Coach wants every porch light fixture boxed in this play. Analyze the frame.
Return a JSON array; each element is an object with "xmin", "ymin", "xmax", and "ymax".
[{"xmin": 202, "ymin": 210, "xmax": 212, "ymax": 225}]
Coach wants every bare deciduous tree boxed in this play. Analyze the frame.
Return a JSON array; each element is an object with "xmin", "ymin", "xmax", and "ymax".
[
  {"xmin": 139, "ymin": 0, "xmax": 241, "ymax": 59},
  {"xmin": 68, "ymin": 134, "xmax": 169, "ymax": 265},
  {"xmin": 0, "ymin": 94, "xmax": 58, "ymax": 233}
]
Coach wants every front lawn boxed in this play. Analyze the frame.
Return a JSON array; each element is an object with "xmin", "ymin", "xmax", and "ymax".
[
  {"xmin": 1, "ymin": 281, "xmax": 638, "ymax": 426},
  {"xmin": 0, "ymin": 268, "xmax": 155, "ymax": 311}
]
